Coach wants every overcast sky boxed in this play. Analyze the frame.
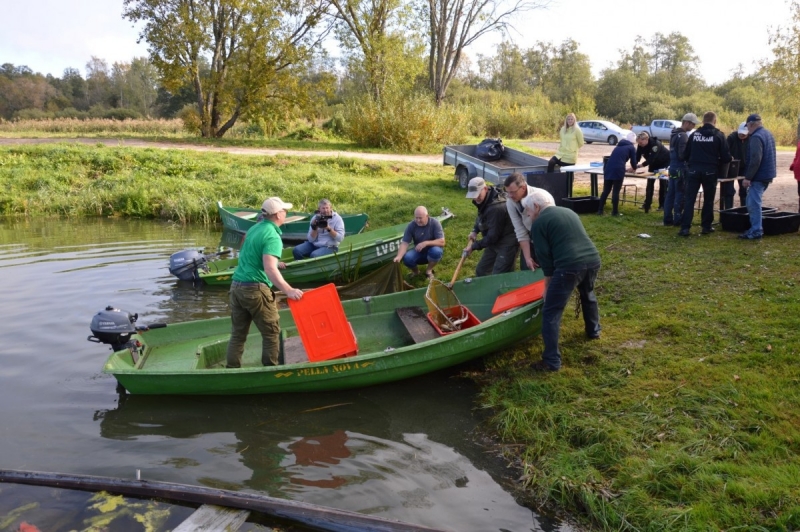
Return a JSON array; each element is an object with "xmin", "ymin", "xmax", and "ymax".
[{"xmin": 0, "ymin": 0, "xmax": 793, "ymax": 85}]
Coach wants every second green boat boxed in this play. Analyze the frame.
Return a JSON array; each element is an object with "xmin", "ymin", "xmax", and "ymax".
[{"xmin": 200, "ymin": 210, "xmax": 454, "ymax": 287}]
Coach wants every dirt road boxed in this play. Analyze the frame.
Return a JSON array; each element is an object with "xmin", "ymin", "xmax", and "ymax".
[{"xmin": 526, "ymin": 141, "xmax": 798, "ymax": 213}]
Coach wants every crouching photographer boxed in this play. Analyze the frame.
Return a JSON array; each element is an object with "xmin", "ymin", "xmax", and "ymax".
[{"xmin": 292, "ymin": 199, "xmax": 345, "ymax": 260}]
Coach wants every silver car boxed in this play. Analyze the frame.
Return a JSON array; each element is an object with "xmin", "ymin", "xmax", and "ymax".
[{"xmin": 577, "ymin": 120, "xmax": 633, "ymax": 146}]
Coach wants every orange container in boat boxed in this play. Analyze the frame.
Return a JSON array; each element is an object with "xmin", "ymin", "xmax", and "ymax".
[
  {"xmin": 288, "ymin": 284, "xmax": 358, "ymax": 362},
  {"xmin": 426, "ymin": 305, "xmax": 481, "ymax": 335},
  {"xmin": 491, "ymin": 279, "xmax": 546, "ymax": 314}
]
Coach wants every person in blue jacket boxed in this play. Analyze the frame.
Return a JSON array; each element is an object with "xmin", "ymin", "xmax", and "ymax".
[
  {"xmin": 597, "ymin": 132, "xmax": 637, "ymax": 216},
  {"xmin": 739, "ymin": 114, "xmax": 777, "ymax": 240}
]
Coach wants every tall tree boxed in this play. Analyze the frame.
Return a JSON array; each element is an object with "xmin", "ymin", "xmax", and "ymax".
[
  {"xmin": 86, "ymin": 56, "xmax": 114, "ymax": 108},
  {"xmin": 110, "ymin": 57, "xmax": 160, "ymax": 116},
  {"xmin": 646, "ymin": 32, "xmax": 703, "ymax": 97},
  {"xmin": 330, "ymin": 0, "xmax": 424, "ymax": 103},
  {"xmin": 424, "ymin": 0, "xmax": 548, "ymax": 105},
  {"xmin": 539, "ymin": 39, "xmax": 594, "ymax": 106},
  {"xmin": 483, "ymin": 41, "xmax": 528, "ymax": 93},
  {"xmin": 761, "ymin": 0, "xmax": 800, "ymax": 118},
  {"xmin": 124, "ymin": 0, "xmax": 331, "ymax": 137},
  {"xmin": 0, "ymin": 65, "xmax": 60, "ymax": 119}
]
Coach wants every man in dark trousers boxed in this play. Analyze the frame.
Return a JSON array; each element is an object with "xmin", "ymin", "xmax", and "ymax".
[
  {"xmin": 632, "ymin": 131, "xmax": 671, "ymax": 213},
  {"xmin": 678, "ymin": 111, "xmax": 732, "ymax": 236},
  {"xmin": 463, "ymin": 177, "xmax": 519, "ymax": 276},
  {"xmin": 726, "ymin": 122, "xmax": 750, "ymax": 208},
  {"xmin": 664, "ymin": 113, "xmax": 698, "ymax": 226},
  {"xmin": 521, "ymin": 189, "xmax": 601, "ymax": 372}
]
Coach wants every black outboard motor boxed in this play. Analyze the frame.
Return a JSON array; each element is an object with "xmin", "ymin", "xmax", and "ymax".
[
  {"xmin": 88, "ymin": 306, "xmax": 138, "ymax": 351},
  {"xmin": 169, "ymin": 249, "xmax": 208, "ymax": 281}
]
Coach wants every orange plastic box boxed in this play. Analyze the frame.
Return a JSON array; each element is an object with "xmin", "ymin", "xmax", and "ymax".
[
  {"xmin": 287, "ymin": 284, "xmax": 358, "ymax": 362},
  {"xmin": 491, "ymin": 279, "xmax": 546, "ymax": 314},
  {"xmin": 426, "ymin": 306, "xmax": 481, "ymax": 335}
]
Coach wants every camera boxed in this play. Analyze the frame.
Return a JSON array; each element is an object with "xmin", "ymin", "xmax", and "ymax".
[{"xmin": 311, "ymin": 213, "xmax": 331, "ymax": 230}]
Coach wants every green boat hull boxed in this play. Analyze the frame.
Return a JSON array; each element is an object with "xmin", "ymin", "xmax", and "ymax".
[
  {"xmin": 218, "ymin": 201, "xmax": 369, "ymax": 241},
  {"xmin": 103, "ymin": 270, "xmax": 544, "ymax": 395},
  {"xmin": 200, "ymin": 211, "xmax": 454, "ymax": 287}
]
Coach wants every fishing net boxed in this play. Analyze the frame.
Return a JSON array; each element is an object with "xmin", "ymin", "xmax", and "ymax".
[
  {"xmin": 336, "ymin": 262, "xmax": 405, "ymax": 300},
  {"xmin": 425, "ymin": 278, "xmax": 468, "ymax": 332}
]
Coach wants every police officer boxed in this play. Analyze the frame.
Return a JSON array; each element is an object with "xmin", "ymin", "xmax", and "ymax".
[{"xmin": 678, "ymin": 111, "xmax": 732, "ymax": 236}]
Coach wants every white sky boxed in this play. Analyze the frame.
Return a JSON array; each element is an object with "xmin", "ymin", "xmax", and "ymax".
[{"xmin": 0, "ymin": 0, "xmax": 792, "ymax": 85}]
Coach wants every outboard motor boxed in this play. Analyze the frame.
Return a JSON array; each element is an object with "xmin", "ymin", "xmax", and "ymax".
[
  {"xmin": 88, "ymin": 306, "xmax": 138, "ymax": 351},
  {"xmin": 169, "ymin": 249, "xmax": 208, "ymax": 281}
]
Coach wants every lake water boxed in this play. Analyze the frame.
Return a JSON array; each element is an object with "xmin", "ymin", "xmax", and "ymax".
[{"xmin": 0, "ymin": 217, "xmax": 573, "ymax": 532}]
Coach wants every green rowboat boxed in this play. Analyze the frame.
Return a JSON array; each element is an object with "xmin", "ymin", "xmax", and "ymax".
[
  {"xmin": 100, "ymin": 270, "xmax": 544, "ymax": 395},
  {"xmin": 199, "ymin": 210, "xmax": 454, "ymax": 286},
  {"xmin": 218, "ymin": 201, "xmax": 370, "ymax": 241}
]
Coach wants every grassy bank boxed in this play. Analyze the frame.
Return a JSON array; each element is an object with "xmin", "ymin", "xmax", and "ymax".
[
  {"xmin": 1, "ymin": 144, "xmax": 798, "ymax": 529},
  {"xmin": 480, "ymin": 213, "xmax": 800, "ymax": 529}
]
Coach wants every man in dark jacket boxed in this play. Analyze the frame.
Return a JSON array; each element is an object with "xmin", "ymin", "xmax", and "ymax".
[
  {"xmin": 726, "ymin": 122, "xmax": 750, "ymax": 207},
  {"xmin": 678, "ymin": 111, "xmax": 732, "ymax": 236},
  {"xmin": 664, "ymin": 113, "xmax": 698, "ymax": 226},
  {"xmin": 464, "ymin": 177, "xmax": 519, "ymax": 276},
  {"xmin": 633, "ymin": 131, "xmax": 671, "ymax": 213},
  {"xmin": 739, "ymin": 114, "xmax": 777, "ymax": 240}
]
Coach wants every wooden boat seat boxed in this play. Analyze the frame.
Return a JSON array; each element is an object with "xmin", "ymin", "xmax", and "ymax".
[
  {"xmin": 396, "ymin": 306, "xmax": 441, "ymax": 344},
  {"xmin": 284, "ymin": 215, "xmax": 306, "ymax": 223},
  {"xmin": 233, "ymin": 211, "xmax": 258, "ymax": 219}
]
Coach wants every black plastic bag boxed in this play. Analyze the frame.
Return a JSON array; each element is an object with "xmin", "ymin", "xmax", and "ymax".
[{"xmin": 475, "ymin": 138, "xmax": 504, "ymax": 161}]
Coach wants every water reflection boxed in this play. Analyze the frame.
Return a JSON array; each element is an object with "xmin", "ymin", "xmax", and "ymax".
[{"xmin": 95, "ymin": 383, "xmax": 563, "ymax": 532}]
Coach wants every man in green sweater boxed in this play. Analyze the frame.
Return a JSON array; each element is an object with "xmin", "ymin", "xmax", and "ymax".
[
  {"xmin": 226, "ymin": 196, "xmax": 304, "ymax": 369},
  {"xmin": 522, "ymin": 190, "xmax": 601, "ymax": 372}
]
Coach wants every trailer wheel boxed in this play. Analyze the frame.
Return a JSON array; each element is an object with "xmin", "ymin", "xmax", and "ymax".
[{"xmin": 456, "ymin": 167, "xmax": 470, "ymax": 189}]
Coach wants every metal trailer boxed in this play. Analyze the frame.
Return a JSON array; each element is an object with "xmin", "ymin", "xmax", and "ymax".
[{"xmin": 442, "ymin": 144, "xmax": 549, "ymax": 188}]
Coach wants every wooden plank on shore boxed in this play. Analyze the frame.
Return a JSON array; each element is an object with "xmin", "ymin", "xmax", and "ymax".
[{"xmin": 173, "ymin": 504, "xmax": 250, "ymax": 532}]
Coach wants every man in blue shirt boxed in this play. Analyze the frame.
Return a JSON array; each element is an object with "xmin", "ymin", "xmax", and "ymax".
[
  {"xmin": 739, "ymin": 114, "xmax": 777, "ymax": 240},
  {"xmin": 393, "ymin": 206, "xmax": 445, "ymax": 279}
]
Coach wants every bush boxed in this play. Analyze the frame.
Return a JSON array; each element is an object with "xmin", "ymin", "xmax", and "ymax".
[
  {"xmin": 343, "ymin": 91, "xmax": 470, "ymax": 151},
  {"xmin": 457, "ymin": 89, "xmax": 565, "ymax": 139},
  {"xmin": 282, "ymin": 125, "xmax": 330, "ymax": 142},
  {"xmin": 322, "ymin": 111, "xmax": 347, "ymax": 137},
  {"xmin": 177, "ymin": 104, "xmax": 202, "ymax": 136}
]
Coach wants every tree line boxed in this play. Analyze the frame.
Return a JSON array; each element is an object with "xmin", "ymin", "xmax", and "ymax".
[{"xmin": 2, "ymin": 0, "xmax": 799, "ymax": 147}]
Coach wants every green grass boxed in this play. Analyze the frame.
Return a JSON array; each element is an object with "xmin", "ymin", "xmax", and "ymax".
[
  {"xmin": 479, "ymin": 210, "xmax": 800, "ymax": 530},
  {"xmin": 1, "ymin": 143, "xmax": 799, "ymax": 529}
]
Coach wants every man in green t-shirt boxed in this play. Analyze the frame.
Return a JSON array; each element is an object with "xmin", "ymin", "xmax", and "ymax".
[
  {"xmin": 226, "ymin": 197, "xmax": 304, "ymax": 368},
  {"xmin": 522, "ymin": 190, "xmax": 602, "ymax": 372}
]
